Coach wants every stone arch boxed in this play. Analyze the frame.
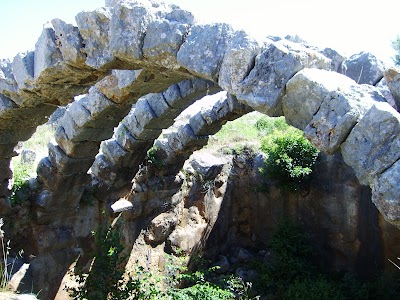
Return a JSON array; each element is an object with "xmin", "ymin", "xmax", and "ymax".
[{"xmin": 0, "ymin": 0, "xmax": 399, "ymax": 226}]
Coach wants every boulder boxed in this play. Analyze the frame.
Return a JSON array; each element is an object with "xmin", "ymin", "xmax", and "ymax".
[
  {"xmin": 145, "ymin": 212, "xmax": 178, "ymax": 244},
  {"xmin": 340, "ymin": 51, "xmax": 384, "ymax": 85},
  {"xmin": 341, "ymin": 102, "xmax": 400, "ymax": 186},
  {"xmin": 177, "ymin": 23, "xmax": 234, "ymax": 81},
  {"xmin": 372, "ymin": 159, "xmax": 400, "ymax": 225},
  {"xmin": 189, "ymin": 152, "xmax": 225, "ymax": 180},
  {"xmin": 383, "ymin": 67, "xmax": 400, "ymax": 110},
  {"xmin": 236, "ymin": 40, "xmax": 331, "ymax": 115}
]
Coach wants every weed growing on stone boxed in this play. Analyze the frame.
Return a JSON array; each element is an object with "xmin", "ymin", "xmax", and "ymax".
[{"xmin": 9, "ymin": 161, "xmax": 31, "ymax": 206}]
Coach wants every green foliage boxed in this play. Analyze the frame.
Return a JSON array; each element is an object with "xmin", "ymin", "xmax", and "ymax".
[
  {"xmin": 254, "ymin": 116, "xmax": 289, "ymax": 135},
  {"xmin": 392, "ymin": 35, "xmax": 400, "ymax": 66},
  {"xmin": 262, "ymin": 219, "xmax": 315, "ymax": 293},
  {"xmin": 146, "ymin": 146, "xmax": 165, "ymax": 169},
  {"xmin": 10, "ymin": 161, "xmax": 31, "ymax": 206},
  {"xmin": 284, "ymin": 277, "xmax": 345, "ymax": 300},
  {"xmin": 260, "ymin": 127, "xmax": 319, "ymax": 191}
]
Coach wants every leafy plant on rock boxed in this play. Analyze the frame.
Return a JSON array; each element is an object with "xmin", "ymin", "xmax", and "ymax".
[{"xmin": 260, "ymin": 127, "xmax": 319, "ymax": 191}]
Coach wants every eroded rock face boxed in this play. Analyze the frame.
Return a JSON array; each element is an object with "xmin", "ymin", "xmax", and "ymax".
[{"xmin": 340, "ymin": 51, "xmax": 384, "ymax": 85}]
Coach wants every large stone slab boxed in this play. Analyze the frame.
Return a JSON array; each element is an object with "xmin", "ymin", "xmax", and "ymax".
[
  {"xmin": 340, "ymin": 51, "xmax": 384, "ymax": 85},
  {"xmin": 341, "ymin": 102, "xmax": 400, "ymax": 186},
  {"xmin": 236, "ymin": 40, "xmax": 331, "ymax": 115},
  {"xmin": 177, "ymin": 23, "xmax": 234, "ymax": 81}
]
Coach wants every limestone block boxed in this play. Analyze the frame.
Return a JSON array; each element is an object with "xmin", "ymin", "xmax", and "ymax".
[
  {"xmin": 76, "ymin": 8, "xmax": 114, "ymax": 69},
  {"xmin": 383, "ymin": 67, "xmax": 400, "ymax": 110},
  {"xmin": 48, "ymin": 142, "xmax": 95, "ymax": 175},
  {"xmin": 60, "ymin": 118, "xmax": 114, "ymax": 142},
  {"xmin": 144, "ymin": 93, "xmax": 178, "ymax": 126},
  {"xmin": 237, "ymin": 41, "xmax": 331, "ymax": 116},
  {"xmin": 123, "ymin": 99, "xmax": 159, "ymax": 137},
  {"xmin": 145, "ymin": 212, "xmax": 178, "ymax": 244},
  {"xmin": 305, "ymin": 85, "xmax": 379, "ymax": 154},
  {"xmin": 143, "ymin": 19, "xmax": 189, "ymax": 69},
  {"xmin": 0, "ymin": 59, "xmax": 19, "ymax": 99},
  {"xmin": 96, "ymin": 70, "xmax": 142, "ymax": 103},
  {"xmin": 219, "ymin": 30, "xmax": 261, "ymax": 94},
  {"xmin": 282, "ymin": 68, "xmax": 356, "ymax": 130},
  {"xmin": 101, "ymin": 139, "xmax": 134, "ymax": 167},
  {"xmin": 114, "ymin": 123, "xmax": 146, "ymax": 152},
  {"xmin": 341, "ymin": 102, "xmax": 400, "ymax": 186},
  {"xmin": 36, "ymin": 157, "xmax": 90, "ymax": 193},
  {"xmin": 55, "ymin": 127, "xmax": 100, "ymax": 158},
  {"xmin": 34, "ymin": 26, "xmax": 64, "ymax": 82},
  {"xmin": 109, "ymin": 1, "xmax": 155, "ymax": 65},
  {"xmin": 51, "ymin": 19, "xmax": 86, "ymax": 67},
  {"xmin": 189, "ymin": 113, "xmax": 209, "ymax": 136},
  {"xmin": 177, "ymin": 23, "xmax": 234, "ymax": 81},
  {"xmin": 12, "ymin": 51, "xmax": 35, "ymax": 90},
  {"xmin": 372, "ymin": 159, "xmax": 400, "ymax": 225},
  {"xmin": 376, "ymin": 78, "xmax": 398, "ymax": 111},
  {"xmin": 190, "ymin": 152, "xmax": 225, "ymax": 180},
  {"xmin": 168, "ymin": 124, "xmax": 206, "ymax": 153},
  {"xmin": 319, "ymin": 47, "xmax": 345, "ymax": 72},
  {"xmin": 165, "ymin": 6, "xmax": 194, "ymax": 23},
  {"xmin": 90, "ymin": 154, "xmax": 117, "ymax": 184},
  {"xmin": 340, "ymin": 51, "xmax": 384, "ymax": 85}
]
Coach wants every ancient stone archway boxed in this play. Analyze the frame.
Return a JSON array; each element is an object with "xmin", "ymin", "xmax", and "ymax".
[
  {"xmin": 1, "ymin": 0, "xmax": 400, "ymax": 297},
  {"xmin": 1, "ymin": 0, "xmax": 397, "ymax": 225}
]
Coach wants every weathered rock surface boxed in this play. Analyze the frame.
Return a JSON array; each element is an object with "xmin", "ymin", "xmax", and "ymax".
[{"xmin": 340, "ymin": 51, "xmax": 384, "ymax": 85}]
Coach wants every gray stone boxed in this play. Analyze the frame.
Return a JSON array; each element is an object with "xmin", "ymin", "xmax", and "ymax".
[
  {"xmin": 237, "ymin": 41, "xmax": 331, "ymax": 116},
  {"xmin": 319, "ymin": 47, "xmax": 345, "ymax": 72},
  {"xmin": 143, "ymin": 19, "xmax": 189, "ymax": 69},
  {"xmin": 372, "ymin": 159, "xmax": 400, "ymax": 225},
  {"xmin": 341, "ymin": 102, "xmax": 400, "ymax": 186},
  {"xmin": 21, "ymin": 149, "xmax": 36, "ymax": 165},
  {"xmin": 48, "ymin": 142, "xmax": 95, "ymax": 174},
  {"xmin": 111, "ymin": 198, "xmax": 133, "ymax": 213},
  {"xmin": 101, "ymin": 139, "xmax": 133, "ymax": 166},
  {"xmin": 51, "ymin": 19, "xmax": 86, "ymax": 66},
  {"xmin": 145, "ymin": 212, "xmax": 178, "ymax": 244},
  {"xmin": 55, "ymin": 127, "xmax": 100, "ymax": 158},
  {"xmin": 282, "ymin": 68, "xmax": 357, "ymax": 130},
  {"xmin": 189, "ymin": 152, "xmax": 225, "ymax": 180},
  {"xmin": 177, "ymin": 23, "xmax": 234, "ymax": 81},
  {"xmin": 34, "ymin": 26, "xmax": 64, "ymax": 82},
  {"xmin": 383, "ymin": 67, "xmax": 400, "ymax": 110},
  {"xmin": 109, "ymin": 1, "xmax": 155, "ymax": 66},
  {"xmin": 376, "ymin": 78, "xmax": 398, "ymax": 111},
  {"xmin": 12, "ymin": 52, "xmax": 35, "ymax": 90},
  {"xmin": 340, "ymin": 51, "xmax": 384, "ymax": 85},
  {"xmin": 219, "ymin": 30, "xmax": 261, "ymax": 94},
  {"xmin": 76, "ymin": 8, "xmax": 113, "ymax": 69},
  {"xmin": 0, "ymin": 59, "xmax": 17, "ymax": 93}
]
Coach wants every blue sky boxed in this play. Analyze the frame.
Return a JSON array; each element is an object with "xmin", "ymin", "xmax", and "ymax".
[{"xmin": 0, "ymin": 0, "xmax": 398, "ymax": 64}]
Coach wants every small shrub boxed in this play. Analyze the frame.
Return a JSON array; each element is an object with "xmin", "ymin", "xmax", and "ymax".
[
  {"xmin": 10, "ymin": 161, "xmax": 31, "ymax": 206},
  {"xmin": 260, "ymin": 128, "xmax": 319, "ymax": 191},
  {"xmin": 255, "ymin": 116, "xmax": 289, "ymax": 135},
  {"xmin": 145, "ymin": 146, "xmax": 165, "ymax": 169},
  {"xmin": 284, "ymin": 277, "xmax": 345, "ymax": 300}
]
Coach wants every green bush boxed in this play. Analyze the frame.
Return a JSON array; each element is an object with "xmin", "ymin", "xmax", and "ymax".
[
  {"xmin": 255, "ymin": 116, "xmax": 289, "ymax": 135},
  {"xmin": 10, "ymin": 161, "xmax": 31, "ymax": 206},
  {"xmin": 284, "ymin": 277, "xmax": 345, "ymax": 300},
  {"xmin": 260, "ymin": 128, "xmax": 319, "ymax": 191}
]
